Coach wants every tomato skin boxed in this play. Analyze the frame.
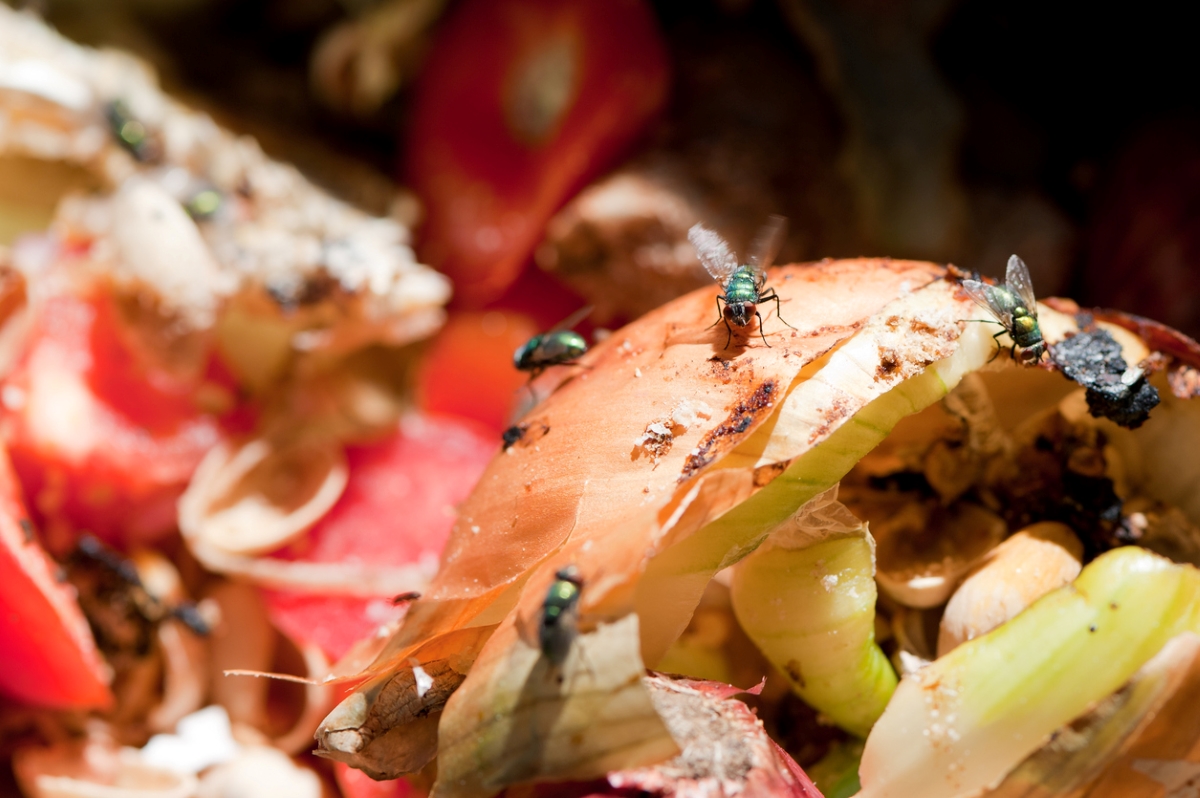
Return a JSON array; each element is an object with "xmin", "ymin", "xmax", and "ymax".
[
  {"xmin": 2, "ymin": 292, "xmax": 225, "ymax": 547},
  {"xmin": 416, "ymin": 311, "xmax": 540, "ymax": 434},
  {"xmin": 263, "ymin": 414, "xmax": 495, "ymax": 662},
  {"xmin": 0, "ymin": 443, "xmax": 112, "ymax": 710},
  {"xmin": 407, "ymin": 0, "xmax": 670, "ymax": 305}
]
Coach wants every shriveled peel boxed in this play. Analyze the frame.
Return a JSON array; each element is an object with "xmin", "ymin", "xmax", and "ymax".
[{"xmin": 434, "ymin": 615, "xmax": 678, "ymax": 798}]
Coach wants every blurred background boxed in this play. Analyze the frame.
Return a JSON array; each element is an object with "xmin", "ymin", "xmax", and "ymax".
[{"xmin": 7, "ymin": 0, "xmax": 1199, "ymax": 341}]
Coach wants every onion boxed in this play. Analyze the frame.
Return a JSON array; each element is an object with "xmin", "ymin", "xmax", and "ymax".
[
  {"xmin": 13, "ymin": 738, "xmax": 197, "ymax": 798},
  {"xmin": 179, "ymin": 435, "xmax": 348, "ymax": 559},
  {"xmin": 312, "ymin": 257, "xmax": 1200, "ymax": 796}
]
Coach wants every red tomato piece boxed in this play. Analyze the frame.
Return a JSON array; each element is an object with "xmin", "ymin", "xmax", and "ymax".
[
  {"xmin": 0, "ymin": 444, "xmax": 112, "ymax": 709},
  {"xmin": 407, "ymin": 0, "xmax": 670, "ymax": 305},
  {"xmin": 262, "ymin": 414, "xmax": 495, "ymax": 661},
  {"xmin": 416, "ymin": 311, "xmax": 540, "ymax": 434},
  {"xmin": 2, "ymin": 291, "xmax": 224, "ymax": 548}
]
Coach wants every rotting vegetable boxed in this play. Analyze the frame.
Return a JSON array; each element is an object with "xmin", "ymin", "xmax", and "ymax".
[{"xmin": 318, "ymin": 255, "xmax": 1200, "ymax": 797}]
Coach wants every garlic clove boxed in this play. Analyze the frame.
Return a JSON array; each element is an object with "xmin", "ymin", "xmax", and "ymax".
[{"xmin": 937, "ymin": 521, "xmax": 1083, "ymax": 657}]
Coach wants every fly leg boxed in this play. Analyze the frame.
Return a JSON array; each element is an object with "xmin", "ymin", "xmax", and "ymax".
[
  {"xmin": 760, "ymin": 289, "xmax": 797, "ymax": 331},
  {"xmin": 709, "ymin": 296, "xmax": 735, "ymax": 349},
  {"xmin": 707, "ymin": 296, "xmax": 726, "ymax": 329},
  {"xmin": 990, "ymin": 328, "xmax": 1008, "ymax": 363},
  {"xmin": 755, "ymin": 310, "xmax": 770, "ymax": 347}
]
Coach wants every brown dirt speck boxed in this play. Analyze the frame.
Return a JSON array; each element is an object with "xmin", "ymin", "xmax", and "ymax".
[
  {"xmin": 681, "ymin": 381, "xmax": 778, "ymax": 480},
  {"xmin": 876, "ymin": 347, "xmax": 900, "ymax": 379},
  {"xmin": 784, "ymin": 659, "xmax": 807, "ymax": 689}
]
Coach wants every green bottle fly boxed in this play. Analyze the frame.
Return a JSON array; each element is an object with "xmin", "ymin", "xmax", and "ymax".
[
  {"xmin": 689, "ymin": 215, "xmax": 796, "ymax": 348},
  {"xmin": 961, "ymin": 255, "xmax": 1047, "ymax": 362},
  {"xmin": 539, "ymin": 565, "xmax": 583, "ymax": 666},
  {"xmin": 513, "ymin": 306, "xmax": 591, "ymax": 378}
]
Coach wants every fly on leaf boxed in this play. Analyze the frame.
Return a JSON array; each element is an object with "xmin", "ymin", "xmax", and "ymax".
[
  {"xmin": 513, "ymin": 306, "xmax": 591, "ymax": 378},
  {"xmin": 689, "ymin": 215, "xmax": 796, "ymax": 348},
  {"xmin": 961, "ymin": 255, "xmax": 1047, "ymax": 363},
  {"xmin": 539, "ymin": 565, "xmax": 583, "ymax": 667}
]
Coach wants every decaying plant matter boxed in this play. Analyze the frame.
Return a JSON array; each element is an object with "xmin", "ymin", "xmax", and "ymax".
[{"xmin": 313, "ymin": 255, "xmax": 1200, "ymax": 797}]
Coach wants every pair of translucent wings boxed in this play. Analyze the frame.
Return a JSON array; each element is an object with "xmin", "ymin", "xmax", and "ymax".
[
  {"xmin": 961, "ymin": 255, "xmax": 1038, "ymax": 324},
  {"xmin": 688, "ymin": 215, "xmax": 787, "ymax": 284}
]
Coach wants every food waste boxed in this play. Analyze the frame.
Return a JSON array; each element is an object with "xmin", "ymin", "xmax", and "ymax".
[{"xmin": 0, "ymin": 5, "xmax": 1199, "ymax": 798}]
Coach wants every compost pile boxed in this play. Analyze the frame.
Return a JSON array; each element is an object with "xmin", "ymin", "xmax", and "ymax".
[{"xmin": 1, "ymin": 4, "xmax": 1199, "ymax": 798}]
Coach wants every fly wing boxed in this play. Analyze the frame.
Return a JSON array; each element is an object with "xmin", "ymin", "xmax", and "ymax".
[
  {"xmin": 549, "ymin": 305, "xmax": 594, "ymax": 333},
  {"xmin": 688, "ymin": 223, "xmax": 739, "ymax": 282},
  {"xmin": 961, "ymin": 278, "xmax": 1015, "ymax": 326},
  {"xmin": 1005, "ymin": 255, "xmax": 1038, "ymax": 316},
  {"xmin": 747, "ymin": 214, "xmax": 787, "ymax": 277}
]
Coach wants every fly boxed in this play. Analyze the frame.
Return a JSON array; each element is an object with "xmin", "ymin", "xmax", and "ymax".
[
  {"xmin": 961, "ymin": 255, "xmax": 1047, "ymax": 363},
  {"xmin": 539, "ymin": 564, "xmax": 583, "ymax": 666},
  {"xmin": 689, "ymin": 215, "xmax": 795, "ymax": 348},
  {"xmin": 513, "ymin": 306, "xmax": 591, "ymax": 378},
  {"xmin": 104, "ymin": 99, "xmax": 159, "ymax": 162}
]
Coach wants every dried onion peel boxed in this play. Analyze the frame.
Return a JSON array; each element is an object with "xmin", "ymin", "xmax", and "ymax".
[{"xmin": 318, "ymin": 258, "xmax": 1199, "ymax": 796}]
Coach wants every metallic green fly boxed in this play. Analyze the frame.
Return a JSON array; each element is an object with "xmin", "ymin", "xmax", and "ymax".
[
  {"xmin": 961, "ymin": 255, "xmax": 1047, "ymax": 363},
  {"xmin": 539, "ymin": 565, "xmax": 583, "ymax": 666},
  {"xmin": 689, "ymin": 215, "xmax": 796, "ymax": 348},
  {"xmin": 104, "ymin": 100, "xmax": 158, "ymax": 162},
  {"xmin": 513, "ymin": 306, "xmax": 591, "ymax": 378}
]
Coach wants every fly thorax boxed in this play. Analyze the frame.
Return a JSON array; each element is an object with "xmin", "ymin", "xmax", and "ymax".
[
  {"xmin": 514, "ymin": 336, "xmax": 542, "ymax": 369},
  {"xmin": 1013, "ymin": 315, "xmax": 1036, "ymax": 335}
]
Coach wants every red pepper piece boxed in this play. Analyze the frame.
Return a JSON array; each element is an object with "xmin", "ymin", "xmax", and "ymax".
[
  {"xmin": 0, "ymin": 444, "xmax": 112, "ymax": 709},
  {"xmin": 3, "ymin": 291, "xmax": 226, "ymax": 548},
  {"xmin": 417, "ymin": 311, "xmax": 540, "ymax": 434},
  {"xmin": 406, "ymin": 0, "xmax": 670, "ymax": 305}
]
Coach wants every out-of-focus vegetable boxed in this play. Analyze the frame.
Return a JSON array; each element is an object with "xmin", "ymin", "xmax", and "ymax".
[
  {"xmin": 857, "ymin": 547, "xmax": 1200, "ymax": 798},
  {"xmin": 405, "ymin": 0, "xmax": 670, "ymax": 305},
  {"xmin": 14, "ymin": 737, "xmax": 196, "ymax": 798},
  {"xmin": 197, "ymin": 746, "xmax": 322, "ymax": 798},
  {"xmin": 0, "ymin": 3, "xmax": 451, "ymax": 361},
  {"xmin": 416, "ymin": 311, "xmax": 539, "ymax": 433},
  {"xmin": 730, "ymin": 487, "xmax": 895, "ymax": 737},
  {"xmin": 3, "ymin": 289, "xmax": 226, "ymax": 547},
  {"xmin": 181, "ymin": 414, "xmax": 494, "ymax": 662},
  {"xmin": 0, "ymin": 441, "xmax": 112, "ymax": 709},
  {"xmin": 311, "ymin": 0, "xmax": 451, "ymax": 117},
  {"xmin": 333, "ymin": 761, "xmax": 418, "ymax": 798}
]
